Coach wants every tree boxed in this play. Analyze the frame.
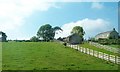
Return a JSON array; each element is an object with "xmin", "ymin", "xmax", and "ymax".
[
  {"xmin": 37, "ymin": 24, "xmax": 62, "ymax": 41},
  {"xmin": 71, "ymin": 26, "xmax": 85, "ymax": 38},
  {"xmin": 0, "ymin": 31, "xmax": 7, "ymax": 42},
  {"xmin": 30, "ymin": 36, "xmax": 39, "ymax": 42}
]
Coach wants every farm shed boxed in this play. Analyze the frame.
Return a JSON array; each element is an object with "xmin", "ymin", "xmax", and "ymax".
[
  {"xmin": 66, "ymin": 33, "xmax": 83, "ymax": 45},
  {"xmin": 0, "ymin": 31, "xmax": 7, "ymax": 42},
  {"xmin": 95, "ymin": 28, "xmax": 119, "ymax": 40}
]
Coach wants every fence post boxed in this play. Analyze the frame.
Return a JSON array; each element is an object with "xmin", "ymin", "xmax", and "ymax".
[
  {"xmin": 115, "ymin": 56, "xmax": 117, "ymax": 64},
  {"xmin": 97, "ymin": 51, "xmax": 99, "ymax": 58},
  {"xmin": 80, "ymin": 47, "xmax": 82, "ymax": 52},
  {"xmin": 83, "ymin": 48, "xmax": 84, "ymax": 53},
  {"xmin": 93, "ymin": 50, "xmax": 94, "ymax": 56},
  {"xmin": 89, "ymin": 49, "xmax": 90, "ymax": 55},
  {"xmin": 85, "ymin": 48, "xmax": 87, "ymax": 54},
  {"xmin": 82, "ymin": 47, "xmax": 84, "ymax": 53},
  {"xmin": 103, "ymin": 53, "xmax": 104, "ymax": 60},
  {"xmin": 77, "ymin": 45, "xmax": 78, "ymax": 50},
  {"xmin": 108, "ymin": 54, "xmax": 110, "ymax": 61},
  {"xmin": 98, "ymin": 52, "xmax": 100, "ymax": 58},
  {"xmin": 82, "ymin": 47, "xmax": 83, "ymax": 52},
  {"xmin": 77, "ymin": 45, "xmax": 79, "ymax": 51},
  {"xmin": 76, "ymin": 45, "xmax": 78, "ymax": 51}
]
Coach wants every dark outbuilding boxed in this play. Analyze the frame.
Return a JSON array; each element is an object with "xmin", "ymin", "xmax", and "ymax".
[
  {"xmin": 0, "ymin": 31, "xmax": 7, "ymax": 42},
  {"xmin": 66, "ymin": 33, "xmax": 83, "ymax": 45}
]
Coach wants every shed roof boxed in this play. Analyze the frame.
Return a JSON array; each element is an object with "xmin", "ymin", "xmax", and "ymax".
[{"xmin": 67, "ymin": 33, "xmax": 79, "ymax": 38}]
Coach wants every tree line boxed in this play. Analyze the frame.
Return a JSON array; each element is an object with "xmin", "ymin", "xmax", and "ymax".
[{"xmin": 30, "ymin": 24, "xmax": 85, "ymax": 42}]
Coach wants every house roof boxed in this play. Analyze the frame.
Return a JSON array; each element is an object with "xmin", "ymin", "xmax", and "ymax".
[
  {"xmin": 67, "ymin": 33, "xmax": 79, "ymax": 38},
  {"xmin": 96, "ymin": 31, "xmax": 112, "ymax": 36}
]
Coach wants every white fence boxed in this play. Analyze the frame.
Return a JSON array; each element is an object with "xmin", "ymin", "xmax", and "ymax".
[
  {"xmin": 67, "ymin": 44, "xmax": 120, "ymax": 64},
  {"xmin": 89, "ymin": 42, "xmax": 119, "ymax": 54}
]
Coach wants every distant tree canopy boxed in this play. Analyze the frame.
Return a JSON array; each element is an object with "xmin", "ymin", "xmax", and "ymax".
[
  {"xmin": 0, "ymin": 31, "xmax": 7, "ymax": 38},
  {"xmin": 71, "ymin": 26, "xmax": 85, "ymax": 38},
  {"xmin": 30, "ymin": 36, "xmax": 39, "ymax": 42},
  {"xmin": 37, "ymin": 24, "xmax": 62, "ymax": 41}
]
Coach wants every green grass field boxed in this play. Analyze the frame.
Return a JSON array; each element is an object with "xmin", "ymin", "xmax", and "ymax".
[
  {"xmin": 2, "ymin": 42, "xmax": 118, "ymax": 70},
  {"xmin": 108, "ymin": 45, "xmax": 120, "ymax": 48},
  {"xmin": 0, "ymin": 42, "xmax": 2, "ymax": 71},
  {"xmin": 79, "ymin": 43, "xmax": 118, "ymax": 56}
]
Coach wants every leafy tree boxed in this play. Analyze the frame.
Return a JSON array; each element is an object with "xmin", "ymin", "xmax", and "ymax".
[
  {"xmin": 71, "ymin": 26, "xmax": 85, "ymax": 38},
  {"xmin": 37, "ymin": 24, "xmax": 62, "ymax": 41},
  {"xmin": 30, "ymin": 36, "xmax": 39, "ymax": 42},
  {"xmin": 0, "ymin": 31, "xmax": 7, "ymax": 42}
]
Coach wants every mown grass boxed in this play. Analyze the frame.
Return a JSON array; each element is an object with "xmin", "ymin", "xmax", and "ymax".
[
  {"xmin": 0, "ymin": 42, "xmax": 2, "ymax": 71},
  {"xmin": 2, "ymin": 42, "xmax": 118, "ymax": 70},
  {"xmin": 79, "ymin": 42, "xmax": 119, "ymax": 56},
  {"xmin": 108, "ymin": 45, "xmax": 120, "ymax": 48}
]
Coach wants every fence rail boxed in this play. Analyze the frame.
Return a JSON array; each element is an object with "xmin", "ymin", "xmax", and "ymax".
[
  {"xmin": 67, "ymin": 44, "xmax": 120, "ymax": 64},
  {"xmin": 89, "ymin": 42, "xmax": 119, "ymax": 54}
]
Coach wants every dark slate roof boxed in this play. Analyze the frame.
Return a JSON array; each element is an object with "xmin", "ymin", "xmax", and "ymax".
[{"xmin": 67, "ymin": 33, "xmax": 79, "ymax": 38}]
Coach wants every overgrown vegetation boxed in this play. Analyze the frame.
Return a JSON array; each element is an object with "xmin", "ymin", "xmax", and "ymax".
[
  {"xmin": 89, "ymin": 38, "xmax": 120, "ymax": 45},
  {"xmin": 97, "ymin": 39, "xmax": 120, "ymax": 45}
]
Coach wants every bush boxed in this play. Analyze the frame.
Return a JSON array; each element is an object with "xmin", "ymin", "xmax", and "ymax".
[
  {"xmin": 97, "ymin": 39, "xmax": 119, "ymax": 45},
  {"xmin": 30, "ymin": 36, "xmax": 39, "ymax": 42}
]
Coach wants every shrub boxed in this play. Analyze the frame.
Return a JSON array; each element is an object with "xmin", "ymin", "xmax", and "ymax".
[
  {"xmin": 30, "ymin": 36, "xmax": 39, "ymax": 42},
  {"xmin": 97, "ymin": 39, "xmax": 119, "ymax": 45}
]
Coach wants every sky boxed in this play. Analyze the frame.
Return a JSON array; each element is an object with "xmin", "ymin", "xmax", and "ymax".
[{"xmin": 0, "ymin": 0, "xmax": 119, "ymax": 40}]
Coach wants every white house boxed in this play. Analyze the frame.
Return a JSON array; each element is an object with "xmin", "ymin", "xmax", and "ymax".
[{"xmin": 95, "ymin": 28, "xmax": 119, "ymax": 40}]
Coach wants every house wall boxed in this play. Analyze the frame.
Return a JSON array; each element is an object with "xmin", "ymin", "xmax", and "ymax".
[
  {"xmin": 69, "ymin": 35, "xmax": 82, "ymax": 44},
  {"xmin": 109, "ymin": 31, "xmax": 119, "ymax": 39}
]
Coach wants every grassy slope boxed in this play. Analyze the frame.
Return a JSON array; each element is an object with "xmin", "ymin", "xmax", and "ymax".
[
  {"xmin": 79, "ymin": 43, "xmax": 118, "ymax": 56},
  {"xmin": 0, "ymin": 42, "xmax": 2, "ymax": 70},
  {"xmin": 2, "ymin": 42, "xmax": 118, "ymax": 70},
  {"xmin": 108, "ymin": 45, "xmax": 120, "ymax": 48}
]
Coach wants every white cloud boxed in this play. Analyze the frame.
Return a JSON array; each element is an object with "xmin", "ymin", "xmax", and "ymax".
[
  {"xmin": 0, "ymin": 0, "xmax": 56, "ymax": 31},
  {"xmin": 55, "ymin": 18, "xmax": 112, "ymax": 39},
  {"xmin": 0, "ymin": 0, "xmax": 57, "ymax": 40},
  {"xmin": 91, "ymin": 2, "xmax": 104, "ymax": 9}
]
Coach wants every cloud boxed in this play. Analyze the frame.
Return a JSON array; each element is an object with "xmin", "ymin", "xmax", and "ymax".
[
  {"xmin": 0, "ymin": 0, "xmax": 57, "ymax": 31},
  {"xmin": 91, "ymin": 2, "xmax": 104, "ymax": 9},
  {"xmin": 55, "ymin": 18, "xmax": 112, "ymax": 39},
  {"xmin": 0, "ymin": 0, "xmax": 58, "ymax": 40}
]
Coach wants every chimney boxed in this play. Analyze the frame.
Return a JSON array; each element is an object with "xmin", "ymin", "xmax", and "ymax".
[{"xmin": 113, "ymin": 28, "xmax": 115, "ymax": 31}]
